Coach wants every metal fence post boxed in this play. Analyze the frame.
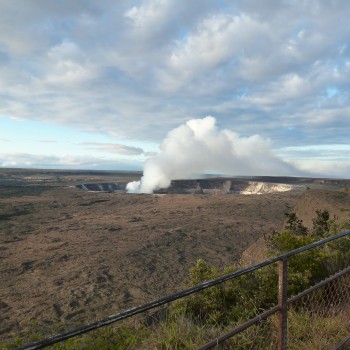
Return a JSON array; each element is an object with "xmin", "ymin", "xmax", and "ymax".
[{"xmin": 278, "ymin": 259, "xmax": 288, "ymax": 350}]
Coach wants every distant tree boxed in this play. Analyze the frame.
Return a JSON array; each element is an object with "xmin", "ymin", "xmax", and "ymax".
[
  {"xmin": 284, "ymin": 212, "xmax": 308, "ymax": 236},
  {"xmin": 312, "ymin": 209, "xmax": 330, "ymax": 238}
]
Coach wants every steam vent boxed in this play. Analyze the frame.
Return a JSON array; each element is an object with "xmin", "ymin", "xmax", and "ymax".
[{"xmin": 74, "ymin": 177, "xmax": 336, "ymax": 195}]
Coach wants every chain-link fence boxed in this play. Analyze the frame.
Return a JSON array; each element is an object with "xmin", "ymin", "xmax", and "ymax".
[
  {"xmin": 199, "ymin": 233, "xmax": 350, "ymax": 350},
  {"xmin": 287, "ymin": 272, "xmax": 350, "ymax": 350},
  {"xmin": 16, "ymin": 229, "xmax": 350, "ymax": 350}
]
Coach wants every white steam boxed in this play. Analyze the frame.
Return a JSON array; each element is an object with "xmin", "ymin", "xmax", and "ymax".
[{"xmin": 127, "ymin": 116, "xmax": 297, "ymax": 193}]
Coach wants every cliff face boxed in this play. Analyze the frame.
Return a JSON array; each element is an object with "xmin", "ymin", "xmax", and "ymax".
[
  {"xmin": 159, "ymin": 179, "xmax": 296, "ymax": 194},
  {"xmin": 76, "ymin": 178, "xmax": 298, "ymax": 195},
  {"xmin": 75, "ymin": 176, "xmax": 348, "ymax": 195},
  {"xmin": 239, "ymin": 182, "xmax": 293, "ymax": 194},
  {"xmin": 76, "ymin": 183, "xmax": 126, "ymax": 192}
]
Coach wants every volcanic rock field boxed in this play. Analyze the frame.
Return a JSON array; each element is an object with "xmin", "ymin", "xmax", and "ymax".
[{"xmin": 1, "ymin": 169, "xmax": 350, "ymax": 342}]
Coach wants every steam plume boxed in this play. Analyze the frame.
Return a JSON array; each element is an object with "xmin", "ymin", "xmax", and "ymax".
[{"xmin": 127, "ymin": 116, "xmax": 297, "ymax": 193}]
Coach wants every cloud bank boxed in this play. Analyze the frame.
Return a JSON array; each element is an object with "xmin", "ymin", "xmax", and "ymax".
[
  {"xmin": 0, "ymin": 1, "xmax": 350, "ymax": 145},
  {"xmin": 127, "ymin": 116, "xmax": 298, "ymax": 193},
  {"xmin": 1, "ymin": 1, "xmax": 350, "ymax": 175},
  {"xmin": 0, "ymin": 153, "xmax": 142, "ymax": 171}
]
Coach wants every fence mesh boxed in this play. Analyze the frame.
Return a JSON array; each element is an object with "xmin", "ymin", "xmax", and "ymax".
[{"xmin": 287, "ymin": 272, "xmax": 350, "ymax": 350}]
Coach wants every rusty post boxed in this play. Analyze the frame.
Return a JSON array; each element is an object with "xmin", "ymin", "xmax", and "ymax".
[{"xmin": 278, "ymin": 259, "xmax": 288, "ymax": 350}]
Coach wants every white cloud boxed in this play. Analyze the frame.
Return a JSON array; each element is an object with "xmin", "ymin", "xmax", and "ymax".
[
  {"xmin": 292, "ymin": 159, "xmax": 350, "ymax": 179},
  {"xmin": 44, "ymin": 41, "xmax": 96, "ymax": 85},
  {"xmin": 81, "ymin": 142, "xmax": 144, "ymax": 155},
  {"xmin": 34, "ymin": 139, "xmax": 57, "ymax": 143},
  {"xmin": 244, "ymin": 73, "xmax": 310, "ymax": 108},
  {"xmin": 125, "ymin": 0, "xmax": 172, "ymax": 31},
  {"xmin": 0, "ymin": 0, "xmax": 350, "ymax": 175},
  {"xmin": 127, "ymin": 116, "xmax": 299, "ymax": 193},
  {"xmin": 0, "ymin": 152, "xmax": 142, "ymax": 170},
  {"xmin": 160, "ymin": 13, "xmax": 269, "ymax": 90}
]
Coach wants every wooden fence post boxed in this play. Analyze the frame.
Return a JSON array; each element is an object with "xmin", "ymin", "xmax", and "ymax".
[{"xmin": 278, "ymin": 259, "xmax": 288, "ymax": 350}]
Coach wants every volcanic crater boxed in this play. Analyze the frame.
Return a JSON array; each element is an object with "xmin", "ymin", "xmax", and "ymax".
[{"xmin": 1, "ymin": 170, "xmax": 350, "ymax": 344}]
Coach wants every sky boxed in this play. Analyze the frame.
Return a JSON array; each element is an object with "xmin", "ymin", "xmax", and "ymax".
[{"xmin": 0, "ymin": 0, "xmax": 350, "ymax": 177}]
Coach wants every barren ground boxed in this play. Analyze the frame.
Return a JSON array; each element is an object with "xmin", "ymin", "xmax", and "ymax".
[{"xmin": 1, "ymin": 169, "xmax": 349, "ymax": 343}]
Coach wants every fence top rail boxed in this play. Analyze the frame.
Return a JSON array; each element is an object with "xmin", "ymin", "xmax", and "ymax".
[{"xmin": 20, "ymin": 229, "xmax": 350, "ymax": 350}]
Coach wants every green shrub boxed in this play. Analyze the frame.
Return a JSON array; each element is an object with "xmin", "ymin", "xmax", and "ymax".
[
  {"xmin": 171, "ymin": 259, "xmax": 278, "ymax": 326},
  {"xmin": 174, "ymin": 210, "xmax": 350, "ymax": 328}
]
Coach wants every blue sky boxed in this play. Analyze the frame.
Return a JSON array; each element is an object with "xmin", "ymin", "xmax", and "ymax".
[{"xmin": 0, "ymin": 0, "xmax": 350, "ymax": 177}]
